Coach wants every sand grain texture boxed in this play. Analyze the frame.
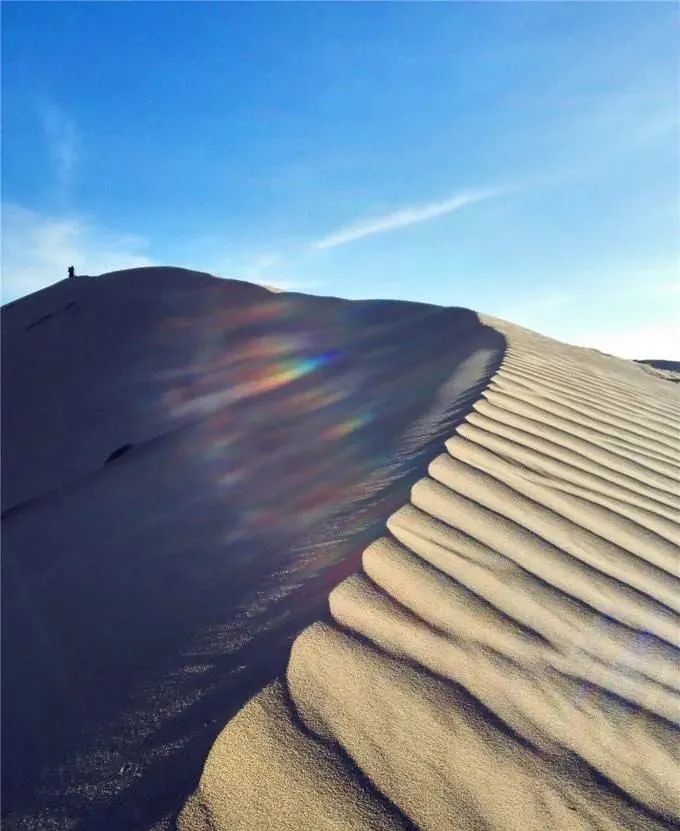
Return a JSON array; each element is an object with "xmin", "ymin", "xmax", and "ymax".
[{"xmin": 181, "ymin": 321, "xmax": 680, "ymax": 831}]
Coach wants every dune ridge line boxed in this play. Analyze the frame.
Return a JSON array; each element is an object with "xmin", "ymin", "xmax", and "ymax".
[{"xmin": 181, "ymin": 318, "xmax": 680, "ymax": 831}]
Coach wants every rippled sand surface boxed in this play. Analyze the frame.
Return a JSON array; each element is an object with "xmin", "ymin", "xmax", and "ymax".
[{"xmin": 181, "ymin": 320, "xmax": 680, "ymax": 831}]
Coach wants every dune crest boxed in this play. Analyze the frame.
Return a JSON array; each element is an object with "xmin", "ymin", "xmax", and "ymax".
[
  {"xmin": 181, "ymin": 320, "xmax": 680, "ymax": 831},
  {"xmin": 2, "ymin": 269, "xmax": 508, "ymax": 829}
]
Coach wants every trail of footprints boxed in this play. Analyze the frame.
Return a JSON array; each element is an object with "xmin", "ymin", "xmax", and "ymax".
[{"xmin": 183, "ymin": 324, "xmax": 680, "ymax": 831}]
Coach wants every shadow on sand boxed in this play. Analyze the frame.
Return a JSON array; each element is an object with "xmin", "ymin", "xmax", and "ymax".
[{"xmin": 2, "ymin": 269, "xmax": 506, "ymax": 829}]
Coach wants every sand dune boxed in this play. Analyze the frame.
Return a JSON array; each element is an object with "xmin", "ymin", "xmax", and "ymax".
[
  {"xmin": 2, "ymin": 268, "xmax": 505, "ymax": 829},
  {"xmin": 181, "ymin": 320, "xmax": 680, "ymax": 830},
  {"xmin": 2, "ymin": 270, "xmax": 678, "ymax": 829}
]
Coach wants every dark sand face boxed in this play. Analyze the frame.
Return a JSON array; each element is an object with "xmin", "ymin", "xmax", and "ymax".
[{"xmin": 1, "ymin": 268, "xmax": 504, "ymax": 829}]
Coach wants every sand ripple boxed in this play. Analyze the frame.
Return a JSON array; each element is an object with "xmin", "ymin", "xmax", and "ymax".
[{"xmin": 182, "ymin": 322, "xmax": 680, "ymax": 831}]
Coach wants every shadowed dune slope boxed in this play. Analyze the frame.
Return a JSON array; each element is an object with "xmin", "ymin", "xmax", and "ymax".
[
  {"xmin": 181, "ymin": 320, "xmax": 680, "ymax": 831},
  {"xmin": 2, "ymin": 269, "xmax": 505, "ymax": 830}
]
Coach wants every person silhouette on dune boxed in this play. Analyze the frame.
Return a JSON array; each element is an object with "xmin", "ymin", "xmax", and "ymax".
[{"xmin": 68, "ymin": 265, "xmax": 75, "ymax": 278}]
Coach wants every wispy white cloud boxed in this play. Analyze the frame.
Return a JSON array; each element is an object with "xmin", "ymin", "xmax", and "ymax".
[
  {"xmin": 310, "ymin": 188, "xmax": 499, "ymax": 251},
  {"xmin": 39, "ymin": 103, "xmax": 78, "ymax": 191},
  {"xmin": 178, "ymin": 185, "xmax": 504, "ymax": 289},
  {"xmin": 1, "ymin": 203, "xmax": 154, "ymax": 301}
]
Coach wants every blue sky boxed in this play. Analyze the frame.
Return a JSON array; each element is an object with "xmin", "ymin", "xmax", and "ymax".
[{"xmin": 2, "ymin": 2, "xmax": 678, "ymax": 357}]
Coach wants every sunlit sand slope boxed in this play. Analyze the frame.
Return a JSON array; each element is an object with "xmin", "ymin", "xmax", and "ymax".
[{"xmin": 181, "ymin": 322, "xmax": 680, "ymax": 831}]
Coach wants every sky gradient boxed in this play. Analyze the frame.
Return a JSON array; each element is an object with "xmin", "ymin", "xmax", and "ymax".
[{"xmin": 2, "ymin": 1, "xmax": 678, "ymax": 358}]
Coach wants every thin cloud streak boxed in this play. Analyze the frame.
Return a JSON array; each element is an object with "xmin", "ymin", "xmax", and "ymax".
[{"xmin": 311, "ymin": 188, "xmax": 500, "ymax": 251}]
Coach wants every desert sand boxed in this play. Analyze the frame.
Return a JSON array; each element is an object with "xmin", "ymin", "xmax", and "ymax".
[
  {"xmin": 180, "ymin": 321, "xmax": 680, "ymax": 831},
  {"xmin": 2, "ymin": 268, "xmax": 678, "ymax": 830}
]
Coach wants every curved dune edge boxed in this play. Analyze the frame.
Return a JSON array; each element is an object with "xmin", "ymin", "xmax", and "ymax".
[{"xmin": 180, "ymin": 320, "xmax": 680, "ymax": 831}]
